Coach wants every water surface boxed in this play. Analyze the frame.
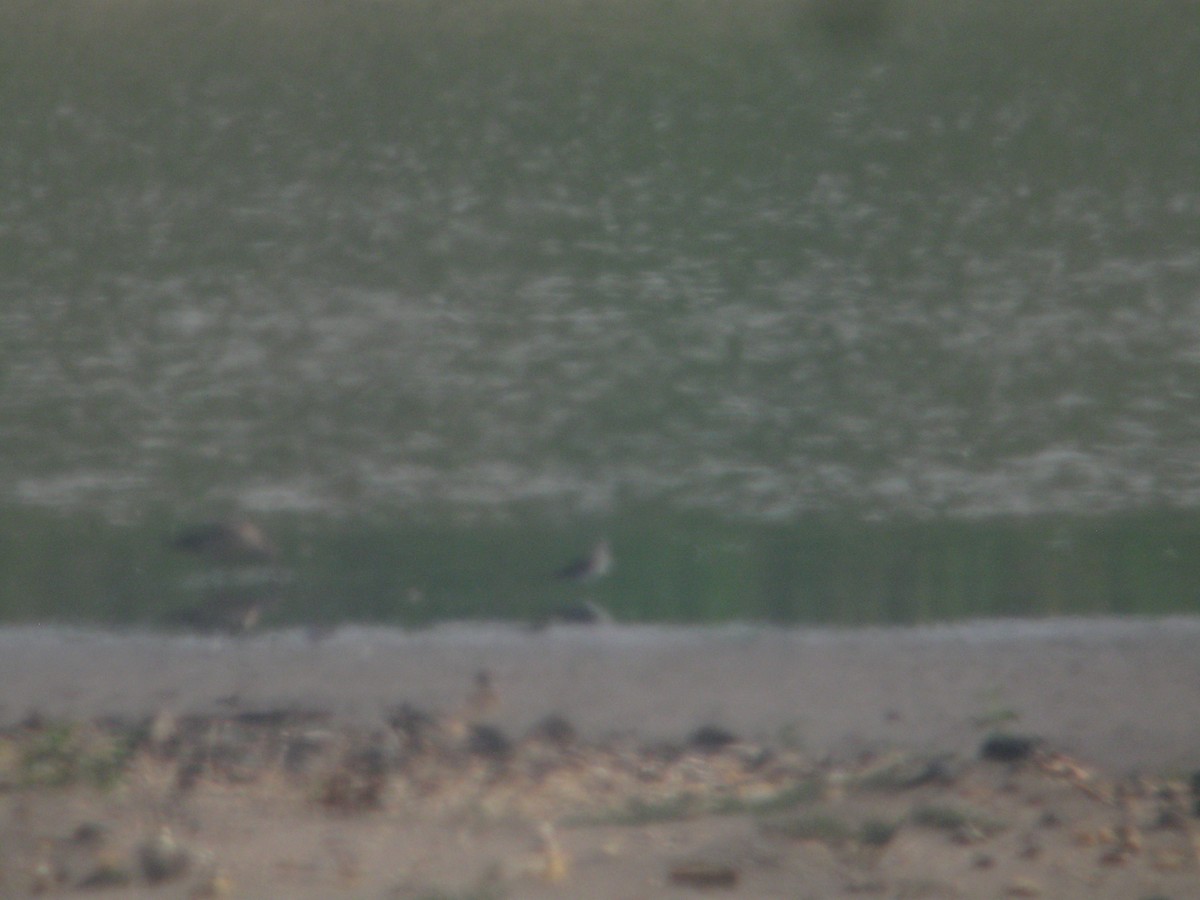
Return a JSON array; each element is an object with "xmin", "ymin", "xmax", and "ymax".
[{"xmin": 2, "ymin": 0, "xmax": 1199, "ymax": 625}]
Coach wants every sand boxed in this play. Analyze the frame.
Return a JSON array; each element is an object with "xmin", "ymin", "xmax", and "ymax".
[
  {"xmin": 2, "ymin": 616, "xmax": 1200, "ymax": 897},
  {"xmin": 4, "ymin": 616, "xmax": 1200, "ymax": 770}
]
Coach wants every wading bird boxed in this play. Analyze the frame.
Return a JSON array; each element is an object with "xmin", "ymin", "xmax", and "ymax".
[
  {"xmin": 555, "ymin": 539, "xmax": 613, "ymax": 583},
  {"xmin": 544, "ymin": 540, "xmax": 615, "ymax": 627},
  {"xmin": 169, "ymin": 519, "xmax": 283, "ymax": 632},
  {"xmin": 170, "ymin": 520, "xmax": 278, "ymax": 565}
]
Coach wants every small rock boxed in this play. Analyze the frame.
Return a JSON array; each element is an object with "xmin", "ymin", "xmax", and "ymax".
[
  {"xmin": 283, "ymin": 729, "xmax": 336, "ymax": 776},
  {"xmin": 70, "ymin": 821, "xmax": 107, "ymax": 847},
  {"xmin": 526, "ymin": 714, "xmax": 577, "ymax": 749},
  {"xmin": 1017, "ymin": 833, "xmax": 1042, "ymax": 859},
  {"xmin": 668, "ymin": 861, "xmax": 739, "ymax": 890},
  {"xmin": 980, "ymin": 733, "xmax": 1042, "ymax": 763},
  {"xmin": 1099, "ymin": 845, "xmax": 1132, "ymax": 866},
  {"xmin": 687, "ymin": 725, "xmax": 739, "ymax": 754},
  {"xmin": 318, "ymin": 767, "xmax": 386, "ymax": 813},
  {"xmin": 467, "ymin": 724, "xmax": 512, "ymax": 761},
  {"xmin": 138, "ymin": 827, "xmax": 191, "ymax": 884},
  {"xmin": 951, "ymin": 822, "xmax": 987, "ymax": 845},
  {"xmin": 1005, "ymin": 876, "xmax": 1043, "ymax": 897},
  {"xmin": 387, "ymin": 703, "xmax": 437, "ymax": 749},
  {"xmin": 1037, "ymin": 810, "xmax": 1062, "ymax": 829},
  {"xmin": 76, "ymin": 863, "xmax": 133, "ymax": 890}
]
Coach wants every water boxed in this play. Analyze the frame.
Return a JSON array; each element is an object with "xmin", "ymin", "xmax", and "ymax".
[{"xmin": 2, "ymin": 0, "xmax": 1200, "ymax": 626}]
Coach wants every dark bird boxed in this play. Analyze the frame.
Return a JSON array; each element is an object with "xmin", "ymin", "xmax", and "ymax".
[
  {"xmin": 555, "ymin": 539, "xmax": 613, "ymax": 583},
  {"xmin": 170, "ymin": 520, "xmax": 278, "ymax": 565},
  {"xmin": 168, "ymin": 519, "xmax": 284, "ymax": 633}
]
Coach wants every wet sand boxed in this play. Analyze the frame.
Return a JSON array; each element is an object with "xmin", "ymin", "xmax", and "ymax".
[{"xmin": 3, "ymin": 616, "xmax": 1200, "ymax": 771}]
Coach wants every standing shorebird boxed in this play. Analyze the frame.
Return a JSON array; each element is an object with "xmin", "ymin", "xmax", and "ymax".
[
  {"xmin": 545, "ymin": 539, "xmax": 615, "ymax": 626},
  {"xmin": 170, "ymin": 520, "xmax": 278, "ymax": 565},
  {"xmin": 169, "ymin": 519, "xmax": 283, "ymax": 632},
  {"xmin": 555, "ymin": 539, "xmax": 613, "ymax": 583}
]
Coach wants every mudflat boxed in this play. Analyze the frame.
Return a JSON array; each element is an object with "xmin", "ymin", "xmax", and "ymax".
[{"xmin": 2, "ymin": 617, "xmax": 1199, "ymax": 897}]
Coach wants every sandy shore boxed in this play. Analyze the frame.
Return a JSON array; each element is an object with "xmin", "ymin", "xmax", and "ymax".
[
  {"xmin": 3, "ymin": 616, "xmax": 1200, "ymax": 771},
  {"xmin": 3, "ymin": 616, "xmax": 1200, "ymax": 898}
]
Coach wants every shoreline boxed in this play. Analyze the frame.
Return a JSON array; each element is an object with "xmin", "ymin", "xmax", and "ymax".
[
  {"xmin": 4, "ymin": 615, "xmax": 1199, "ymax": 772},
  {"xmin": 5, "ymin": 616, "xmax": 1200, "ymax": 897}
]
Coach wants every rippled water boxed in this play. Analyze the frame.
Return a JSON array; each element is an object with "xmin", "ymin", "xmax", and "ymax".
[{"xmin": 3, "ymin": 0, "xmax": 1200, "ymax": 624}]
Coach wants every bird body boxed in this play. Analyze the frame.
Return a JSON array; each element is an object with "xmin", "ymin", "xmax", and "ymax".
[
  {"xmin": 556, "ymin": 539, "xmax": 613, "ymax": 582},
  {"xmin": 169, "ymin": 519, "xmax": 282, "ymax": 632},
  {"xmin": 170, "ymin": 520, "xmax": 278, "ymax": 565}
]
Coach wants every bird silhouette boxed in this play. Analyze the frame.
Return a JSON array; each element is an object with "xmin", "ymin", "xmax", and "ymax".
[
  {"xmin": 168, "ymin": 519, "xmax": 283, "ymax": 632},
  {"xmin": 555, "ymin": 539, "xmax": 613, "ymax": 582},
  {"xmin": 170, "ymin": 520, "xmax": 278, "ymax": 565}
]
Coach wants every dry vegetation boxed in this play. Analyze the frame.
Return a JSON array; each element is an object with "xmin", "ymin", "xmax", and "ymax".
[{"xmin": 3, "ymin": 687, "xmax": 1200, "ymax": 899}]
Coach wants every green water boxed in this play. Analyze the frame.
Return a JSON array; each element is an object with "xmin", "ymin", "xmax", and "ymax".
[
  {"xmin": 3, "ymin": 507, "xmax": 1198, "ymax": 628},
  {"xmin": 2, "ymin": 1, "xmax": 1200, "ymax": 626}
]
